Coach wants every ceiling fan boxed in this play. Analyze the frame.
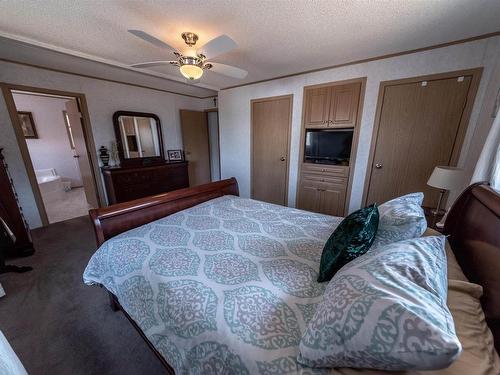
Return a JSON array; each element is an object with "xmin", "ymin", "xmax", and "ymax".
[{"xmin": 128, "ymin": 30, "xmax": 248, "ymax": 81}]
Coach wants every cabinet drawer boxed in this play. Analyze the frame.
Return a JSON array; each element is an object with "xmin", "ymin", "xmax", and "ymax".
[
  {"xmin": 302, "ymin": 164, "xmax": 349, "ymax": 177},
  {"xmin": 302, "ymin": 173, "xmax": 347, "ymax": 185},
  {"xmin": 102, "ymin": 162, "xmax": 189, "ymax": 204}
]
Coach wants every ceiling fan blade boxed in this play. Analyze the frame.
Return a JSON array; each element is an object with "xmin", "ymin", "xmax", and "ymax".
[
  {"xmin": 208, "ymin": 63, "xmax": 248, "ymax": 79},
  {"xmin": 128, "ymin": 30, "xmax": 177, "ymax": 51},
  {"xmin": 130, "ymin": 61, "xmax": 178, "ymax": 68},
  {"xmin": 197, "ymin": 34, "xmax": 237, "ymax": 59}
]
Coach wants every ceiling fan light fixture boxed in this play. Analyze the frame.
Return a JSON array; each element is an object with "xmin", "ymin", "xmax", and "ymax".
[
  {"xmin": 128, "ymin": 30, "xmax": 247, "ymax": 80},
  {"xmin": 180, "ymin": 64, "xmax": 204, "ymax": 80}
]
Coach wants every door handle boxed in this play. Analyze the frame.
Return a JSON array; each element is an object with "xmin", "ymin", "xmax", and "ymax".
[
  {"xmin": 280, "ymin": 156, "xmax": 286, "ymax": 161},
  {"xmin": 375, "ymin": 163, "xmax": 383, "ymax": 169},
  {"xmin": 73, "ymin": 155, "xmax": 80, "ymax": 158}
]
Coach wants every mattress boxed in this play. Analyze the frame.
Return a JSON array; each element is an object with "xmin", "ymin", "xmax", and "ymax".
[{"xmin": 83, "ymin": 196, "xmax": 499, "ymax": 375}]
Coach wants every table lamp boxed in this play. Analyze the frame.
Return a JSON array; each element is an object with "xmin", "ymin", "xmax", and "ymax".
[{"xmin": 427, "ymin": 166, "xmax": 465, "ymax": 219}]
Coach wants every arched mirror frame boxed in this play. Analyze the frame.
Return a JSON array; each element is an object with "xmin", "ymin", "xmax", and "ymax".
[{"xmin": 113, "ymin": 111, "xmax": 165, "ymax": 167}]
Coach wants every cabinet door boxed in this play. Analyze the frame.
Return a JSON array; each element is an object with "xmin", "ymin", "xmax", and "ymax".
[
  {"xmin": 304, "ymin": 87, "xmax": 331, "ymax": 128},
  {"xmin": 329, "ymin": 83, "xmax": 360, "ymax": 128},
  {"xmin": 319, "ymin": 183, "xmax": 346, "ymax": 216},
  {"xmin": 297, "ymin": 181, "xmax": 321, "ymax": 213}
]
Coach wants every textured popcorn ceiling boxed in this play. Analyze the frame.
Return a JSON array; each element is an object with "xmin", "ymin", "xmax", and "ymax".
[{"xmin": 0, "ymin": 0, "xmax": 499, "ymax": 91}]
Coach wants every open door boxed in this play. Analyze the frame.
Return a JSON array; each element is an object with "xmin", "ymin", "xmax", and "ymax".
[
  {"xmin": 65, "ymin": 99, "xmax": 99, "ymax": 208},
  {"xmin": 180, "ymin": 110, "xmax": 211, "ymax": 187}
]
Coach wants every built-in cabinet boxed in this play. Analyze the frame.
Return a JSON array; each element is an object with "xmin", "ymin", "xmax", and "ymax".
[
  {"xmin": 304, "ymin": 83, "xmax": 360, "ymax": 129},
  {"xmin": 297, "ymin": 80, "xmax": 363, "ymax": 216},
  {"xmin": 298, "ymin": 164, "xmax": 348, "ymax": 215}
]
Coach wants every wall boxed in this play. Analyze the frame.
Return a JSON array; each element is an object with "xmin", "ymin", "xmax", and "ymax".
[
  {"xmin": 219, "ymin": 36, "xmax": 500, "ymax": 212},
  {"xmin": 462, "ymin": 51, "xmax": 500, "ymax": 187},
  {"xmin": 0, "ymin": 60, "xmax": 207, "ymax": 228},
  {"xmin": 13, "ymin": 93, "xmax": 83, "ymax": 187}
]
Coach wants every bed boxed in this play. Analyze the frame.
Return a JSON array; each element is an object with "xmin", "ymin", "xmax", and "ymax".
[{"xmin": 84, "ymin": 178, "xmax": 500, "ymax": 374}]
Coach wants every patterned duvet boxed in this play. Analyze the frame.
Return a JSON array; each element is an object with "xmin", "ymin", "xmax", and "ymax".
[{"xmin": 83, "ymin": 195, "xmax": 342, "ymax": 374}]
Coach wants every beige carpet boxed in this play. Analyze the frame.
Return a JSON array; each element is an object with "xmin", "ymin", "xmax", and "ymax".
[
  {"xmin": 41, "ymin": 187, "xmax": 91, "ymax": 224},
  {"xmin": 0, "ymin": 216, "xmax": 165, "ymax": 374}
]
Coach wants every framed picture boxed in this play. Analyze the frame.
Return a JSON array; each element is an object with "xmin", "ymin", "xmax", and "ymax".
[
  {"xmin": 17, "ymin": 111, "xmax": 38, "ymax": 139},
  {"xmin": 167, "ymin": 149, "xmax": 184, "ymax": 161}
]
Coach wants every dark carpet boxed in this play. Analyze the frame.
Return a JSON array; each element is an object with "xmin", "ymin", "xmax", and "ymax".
[{"xmin": 0, "ymin": 216, "xmax": 165, "ymax": 375}]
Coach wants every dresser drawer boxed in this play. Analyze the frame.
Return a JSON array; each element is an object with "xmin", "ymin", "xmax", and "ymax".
[
  {"xmin": 302, "ymin": 173, "xmax": 347, "ymax": 185},
  {"xmin": 302, "ymin": 163, "xmax": 349, "ymax": 178},
  {"xmin": 102, "ymin": 162, "xmax": 189, "ymax": 204}
]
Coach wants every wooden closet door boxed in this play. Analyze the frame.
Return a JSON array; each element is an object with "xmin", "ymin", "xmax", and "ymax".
[
  {"xmin": 252, "ymin": 96, "xmax": 292, "ymax": 205},
  {"xmin": 366, "ymin": 76, "xmax": 472, "ymax": 207},
  {"xmin": 180, "ymin": 110, "xmax": 211, "ymax": 187}
]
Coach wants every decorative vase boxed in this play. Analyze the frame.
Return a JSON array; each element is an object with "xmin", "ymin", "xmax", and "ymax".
[{"xmin": 99, "ymin": 146, "xmax": 110, "ymax": 167}]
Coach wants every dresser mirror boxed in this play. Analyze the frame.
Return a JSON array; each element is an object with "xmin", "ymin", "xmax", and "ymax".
[{"xmin": 113, "ymin": 111, "xmax": 164, "ymax": 167}]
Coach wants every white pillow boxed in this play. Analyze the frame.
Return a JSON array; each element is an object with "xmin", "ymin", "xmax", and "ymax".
[
  {"xmin": 372, "ymin": 192, "xmax": 426, "ymax": 248},
  {"xmin": 298, "ymin": 236, "xmax": 461, "ymax": 371}
]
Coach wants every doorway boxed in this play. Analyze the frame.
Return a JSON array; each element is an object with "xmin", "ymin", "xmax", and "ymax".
[
  {"xmin": 180, "ymin": 109, "xmax": 221, "ymax": 187},
  {"xmin": 363, "ymin": 68, "xmax": 482, "ymax": 208},
  {"xmin": 207, "ymin": 109, "xmax": 221, "ymax": 181},
  {"xmin": 251, "ymin": 95, "xmax": 293, "ymax": 206},
  {"xmin": 2, "ymin": 84, "xmax": 102, "ymax": 225}
]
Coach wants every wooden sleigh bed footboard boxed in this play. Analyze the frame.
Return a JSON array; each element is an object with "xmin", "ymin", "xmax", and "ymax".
[
  {"xmin": 89, "ymin": 177, "xmax": 239, "ymax": 246},
  {"xmin": 89, "ymin": 178, "xmax": 239, "ymax": 374}
]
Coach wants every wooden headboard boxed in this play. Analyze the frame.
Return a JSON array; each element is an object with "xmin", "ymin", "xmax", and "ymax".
[
  {"xmin": 444, "ymin": 182, "xmax": 500, "ymax": 352},
  {"xmin": 90, "ymin": 177, "xmax": 239, "ymax": 246}
]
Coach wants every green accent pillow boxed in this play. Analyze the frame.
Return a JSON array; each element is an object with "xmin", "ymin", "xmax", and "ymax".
[{"xmin": 317, "ymin": 204, "xmax": 379, "ymax": 282}]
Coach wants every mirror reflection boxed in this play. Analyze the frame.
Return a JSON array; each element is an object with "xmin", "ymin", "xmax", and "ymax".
[{"xmin": 117, "ymin": 115, "xmax": 161, "ymax": 159}]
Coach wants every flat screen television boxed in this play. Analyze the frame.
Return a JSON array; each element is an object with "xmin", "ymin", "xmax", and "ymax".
[{"xmin": 304, "ymin": 129, "xmax": 353, "ymax": 165}]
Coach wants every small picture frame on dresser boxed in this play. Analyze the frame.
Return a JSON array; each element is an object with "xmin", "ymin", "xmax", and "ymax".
[{"xmin": 167, "ymin": 149, "xmax": 184, "ymax": 162}]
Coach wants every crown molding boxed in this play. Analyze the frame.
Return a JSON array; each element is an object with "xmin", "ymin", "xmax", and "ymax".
[
  {"xmin": 0, "ymin": 58, "xmax": 217, "ymax": 99},
  {"xmin": 221, "ymin": 31, "xmax": 500, "ymax": 91}
]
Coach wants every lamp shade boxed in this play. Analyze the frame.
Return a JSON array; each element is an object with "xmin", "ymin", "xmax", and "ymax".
[
  {"xmin": 427, "ymin": 166, "xmax": 464, "ymax": 190},
  {"xmin": 180, "ymin": 64, "xmax": 203, "ymax": 80}
]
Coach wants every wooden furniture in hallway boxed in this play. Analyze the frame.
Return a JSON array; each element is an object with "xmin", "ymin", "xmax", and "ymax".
[
  {"xmin": 297, "ymin": 79, "xmax": 364, "ymax": 216},
  {"xmin": 0, "ymin": 148, "xmax": 34, "ymax": 256},
  {"xmin": 251, "ymin": 95, "xmax": 293, "ymax": 206},
  {"xmin": 101, "ymin": 162, "xmax": 189, "ymax": 204},
  {"xmin": 363, "ymin": 68, "xmax": 482, "ymax": 208}
]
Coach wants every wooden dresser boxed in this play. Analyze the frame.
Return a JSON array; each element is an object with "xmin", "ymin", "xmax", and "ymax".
[
  {"xmin": 0, "ymin": 148, "xmax": 34, "ymax": 256},
  {"xmin": 297, "ymin": 80, "xmax": 363, "ymax": 216},
  {"xmin": 102, "ymin": 162, "xmax": 189, "ymax": 204}
]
